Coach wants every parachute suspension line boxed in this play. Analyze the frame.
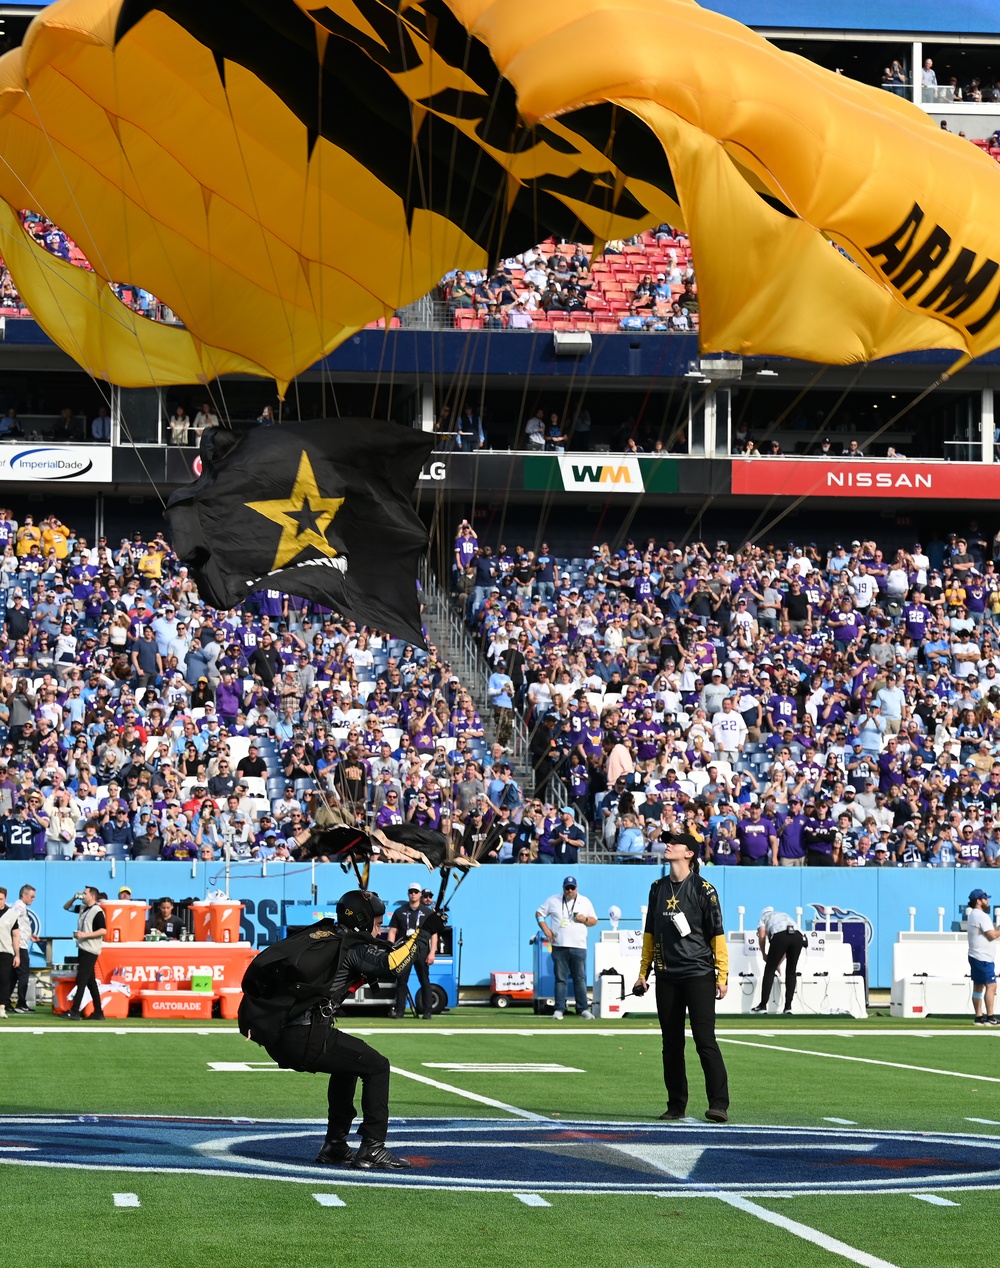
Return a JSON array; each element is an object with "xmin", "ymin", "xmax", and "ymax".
[
  {"xmin": 742, "ymin": 367, "xmax": 959, "ymax": 549},
  {"xmin": 105, "ymin": 53, "xmax": 232, "ymax": 477},
  {"xmin": 733, "ymin": 366, "xmax": 858, "ymax": 548},
  {"xmin": 0, "ymin": 100, "xmax": 174, "ymax": 510},
  {"xmin": 217, "ymin": 71, "xmax": 302, "ymax": 401},
  {"xmin": 758, "ymin": 365, "xmax": 831, "ymax": 440},
  {"xmin": 293, "ymin": 375, "xmax": 303, "ymax": 423},
  {"xmin": 597, "ymin": 323, "xmax": 687, "ymax": 556},
  {"xmin": 522, "ymin": 103, "xmax": 647, "ymax": 554},
  {"xmin": 309, "ymin": 37, "xmax": 342, "ymax": 433},
  {"xmin": 105, "ymin": 57, "xmax": 232, "ymax": 392},
  {"xmin": 117, "ymin": 413, "xmax": 169, "ymax": 511}
]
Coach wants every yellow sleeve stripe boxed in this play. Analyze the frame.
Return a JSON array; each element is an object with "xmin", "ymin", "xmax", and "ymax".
[
  {"xmin": 639, "ymin": 932, "xmax": 654, "ymax": 980},
  {"xmin": 711, "ymin": 934, "xmax": 729, "ymax": 987},
  {"xmin": 387, "ymin": 929, "xmax": 420, "ymax": 973}
]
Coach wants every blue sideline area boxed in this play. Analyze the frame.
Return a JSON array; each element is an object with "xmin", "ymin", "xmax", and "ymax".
[
  {"xmin": 703, "ymin": 0, "xmax": 997, "ymax": 33},
  {"xmin": 8, "ymin": 861, "xmax": 984, "ymax": 989}
]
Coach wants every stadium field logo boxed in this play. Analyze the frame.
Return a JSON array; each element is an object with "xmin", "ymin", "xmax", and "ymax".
[{"xmin": 2, "ymin": 1117, "xmax": 1000, "ymax": 1195}]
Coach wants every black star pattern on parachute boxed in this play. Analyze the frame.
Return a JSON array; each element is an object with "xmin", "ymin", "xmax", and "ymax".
[{"xmin": 244, "ymin": 451, "xmax": 344, "ymax": 571}]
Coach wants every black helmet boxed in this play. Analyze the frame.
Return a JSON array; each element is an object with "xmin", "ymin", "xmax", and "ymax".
[{"xmin": 335, "ymin": 889, "xmax": 386, "ymax": 932}]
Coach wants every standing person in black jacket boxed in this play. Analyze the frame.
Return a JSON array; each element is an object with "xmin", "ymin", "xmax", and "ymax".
[
  {"xmin": 240, "ymin": 889, "xmax": 445, "ymax": 1171},
  {"xmin": 633, "ymin": 834, "xmax": 730, "ymax": 1123},
  {"xmin": 387, "ymin": 882, "xmax": 438, "ymax": 1019},
  {"xmin": 249, "ymin": 632, "xmax": 282, "ymax": 687}
]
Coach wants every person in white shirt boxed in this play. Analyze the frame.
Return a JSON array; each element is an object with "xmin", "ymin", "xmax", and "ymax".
[
  {"xmin": 967, "ymin": 888, "xmax": 1000, "ymax": 1025},
  {"xmin": 910, "ymin": 544, "xmax": 929, "ymax": 588},
  {"xmin": 1, "ymin": 884, "xmax": 36, "ymax": 1012},
  {"xmin": 952, "ymin": 635, "xmax": 981, "ymax": 679},
  {"xmin": 0, "ymin": 895, "xmax": 22, "ymax": 1019},
  {"xmin": 750, "ymin": 907, "xmax": 807, "ymax": 1015},
  {"xmin": 850, "ymin": 564, "xmax": 879, "ymax": 611},
  {"xmin": 536, "ymin": 876, "xmax": 597, "ymax": 1019},
  {"xmin": 711, "ymin": 698, "xmax": 748, "ymax": 757}
]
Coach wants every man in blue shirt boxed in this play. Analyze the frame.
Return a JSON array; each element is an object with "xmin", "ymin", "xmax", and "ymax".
[
  {"xmin": 487, "ymin": 658, "xmax": 514, "ymax": 747},
  {"xmin": 534, "ymin": 545, "xmax": 558, "ymax": 605},
  {"xmin": 553, "ymin": 808, "xmax": 586, "ymax": 866},
  {"xmin": 875, "ymin": 673, "xmax": 906, "ymax": 735}
]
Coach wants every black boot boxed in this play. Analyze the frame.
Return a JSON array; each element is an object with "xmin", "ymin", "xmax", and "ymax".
[
  {"xmin": 352, "ymin": 1139, "xmax": 412, "ymax": 1170},
  {"xmin": 315, "ymin": 1135, "xmax": 355, "ymax": 1166}
]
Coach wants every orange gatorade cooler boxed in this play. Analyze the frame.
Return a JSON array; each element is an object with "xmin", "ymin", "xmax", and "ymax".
[
  {"xmin": 100, "ymin": 899, "xmax": 149, "ymax": 943},
  {"xmin": 52, "ymin": 971, "xmax": 129, "ymax": 1018},
  {"xmin": 190, "ymin": 900, "xmax": 244, "ymax": 942}
]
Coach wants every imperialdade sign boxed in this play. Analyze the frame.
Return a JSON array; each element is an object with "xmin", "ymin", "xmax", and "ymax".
[
  {"xmin": 731, "ymin": 458, "xmax": 1000, "ymax": 500},
  {"xmin": 0, "ymin": 444, "xmax": 113, "ymax": 482}
]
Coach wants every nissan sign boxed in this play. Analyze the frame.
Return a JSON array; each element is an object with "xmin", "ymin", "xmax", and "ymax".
[{"xmin": 731, "ymin": 458, "xmax": 1000, "ymax": 500}]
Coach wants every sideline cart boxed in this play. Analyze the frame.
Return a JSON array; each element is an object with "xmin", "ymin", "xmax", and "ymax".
[{"xmin": 490, "ymin": 971, "xmax": 534, "ymax": 1009}]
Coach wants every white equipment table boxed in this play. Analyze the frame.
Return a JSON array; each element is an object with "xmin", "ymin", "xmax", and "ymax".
[
  {"xmin": 594, "ymin": 930, "xmax": 658, "ymax": 1017},
  {"xmin": 889, "ymin": 932, "xmax": 974, "ymax": 1017},
  {"xmin": 594, "ymin": 928, "xmax": 866, "ymax": 1019},
  {"xmin": 718, "ymin": 930, "xmax": 866, "ymax": 1018}
]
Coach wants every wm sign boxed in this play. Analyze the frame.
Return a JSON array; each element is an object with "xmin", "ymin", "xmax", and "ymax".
[{"xmin": 557, "ymin": 456, "xmax": 644, "ymax": 492}]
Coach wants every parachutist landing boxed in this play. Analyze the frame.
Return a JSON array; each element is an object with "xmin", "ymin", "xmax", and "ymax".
[{"xmin": 239, "ymin": 889, "xmax": 446, "ymax": 1169}]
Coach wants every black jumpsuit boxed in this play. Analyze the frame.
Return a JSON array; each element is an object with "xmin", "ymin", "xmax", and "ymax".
[{"xmin": 265, "ymin": 922, "xmax": 428, "ymax": 1143}]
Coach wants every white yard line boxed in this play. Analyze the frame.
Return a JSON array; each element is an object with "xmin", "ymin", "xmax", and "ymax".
[
  {"xmin": 717, "ymin": 1194, "xmax": 900, "ymax": 1268},
  {"xmin": 312, "ymin": 1193, "xmax": 346, "ymax": 1207},
  {"xmin": 823, "ymin": 1118, "xmax": 858, "ymax": 1125},
  {"xmin": 388, "ymin": 1065, "xmax": 550, "ymax": 1121},
  {"xmin": 0, "ymin": 1025, "xmax": 994, "ymax": 1037},
  {"xmin": 719, "ymin": 1038, "xmax": 1000, "ymax": 1083},
  {"xmin": 966, "ymin": 1117, "xmax": 1000, "ymax": 1125},
  {"xmin": 515, "ymin": 1194, "xmax": 552, "ymax": 1207},
  {"xmin": 112, "ymin": 1193, "xmax": 140, "ymax": 1208},
  {"xmin": 911, "ymin": 1194, "xmax": 959, "ymax": 1207},
  {"xmin": 421, "ymin": 1063, "xmax": 583, "ymax": 1073}
]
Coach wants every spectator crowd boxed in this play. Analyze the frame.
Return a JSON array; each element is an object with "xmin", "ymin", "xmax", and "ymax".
[
  {"xmin": 0, "ymin": 509, "xmax": 525, "ymax": 867},
  {"xmin": 436, "ymin": 229, "xmax": 699, "ymax": 334},
  {"xmin": 458, "ymin": 519, "xmax": 1000, "ymax": 868},
  {"xmin": 4, "ymin": 500, "xmax": 1000, "ymax": 873}
]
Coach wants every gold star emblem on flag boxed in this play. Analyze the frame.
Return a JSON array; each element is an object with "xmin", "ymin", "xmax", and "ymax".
[{"xmin": 245, "ymin": 451, "xmax": 345, "ymax": 571}]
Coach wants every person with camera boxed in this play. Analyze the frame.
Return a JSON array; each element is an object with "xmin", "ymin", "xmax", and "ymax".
[
  {"xmin": 633, "ymin": 834, "xmax": 729, "ymax": 1123},
  {"xmin": 386, "ymin": 881, "xmax": 438, "ymax": 1019},
  {"xmin": 750, "ymin": 906, "xmax": 808, "ymax": 1015},
  {"xmin": 240, "ymin": 888, "xmax": 446, "ymax": 1170}
]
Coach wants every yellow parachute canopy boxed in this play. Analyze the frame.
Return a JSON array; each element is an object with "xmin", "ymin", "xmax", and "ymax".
[{"xmin": 0, "ymin": 0, "xmax": 995, "ymax": 387}]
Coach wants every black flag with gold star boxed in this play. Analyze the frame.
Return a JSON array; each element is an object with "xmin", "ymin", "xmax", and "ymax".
[{"xmin": 165, "ymin": 420, "xmax": 434, "ymax": 645}]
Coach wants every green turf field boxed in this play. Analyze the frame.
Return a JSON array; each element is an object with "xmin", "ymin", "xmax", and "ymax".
[{"xmin": 2, "ymin": 1010, "xmax": 997, "ymax": 1268}]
